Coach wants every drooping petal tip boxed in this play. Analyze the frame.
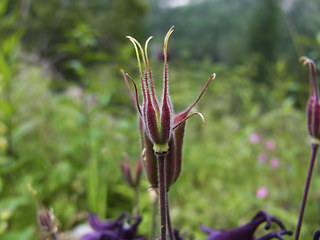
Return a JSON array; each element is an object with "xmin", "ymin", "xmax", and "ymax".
[
  {"xmin": 300, "ymin": 56, "xmax": 315, "ymax": 66},
  {"xmin": 173, "ymin": 112, "xmax": 205, "ymax": 130}
]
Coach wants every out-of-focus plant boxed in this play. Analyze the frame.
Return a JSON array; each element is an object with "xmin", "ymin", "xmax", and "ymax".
[
  {"xmin": 57, "ymin": 22, "xmax": 110, "ymax": 218},
  {"xmin": 57, "ymin": 22, "xmax": 108, "ymax": 84},
  {"xmin": 0, "ymin": 2, "xmax": 29, "ymax": 238},
  {"xmin": 120, "ymin": 154, "xmax": 143, "ymax": 217},
  {"xmin": 0, "ymin": 0, "xmax": 24, "ymax": 158}
]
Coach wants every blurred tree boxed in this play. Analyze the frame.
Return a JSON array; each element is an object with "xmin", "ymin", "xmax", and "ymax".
[
  {"xmin": 6, "ymin": 0, "xmax": 147, "ymax": 82},
  {"xmin": 144, "ymin": 0, "xmax": 255, "ymax": 62},
  {"xmin": 246, "ymin": 0, "xmax": 282, "ymax": 85}
]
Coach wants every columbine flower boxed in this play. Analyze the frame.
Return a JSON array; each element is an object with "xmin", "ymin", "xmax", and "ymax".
[
  {"xmin": 201, "ymin": 211, "xmax": 292, "ymax": 240},
  {"xmin": 121, "ymin": 26, "xmax": 215, "ymax": 188},
  {"xmin": 301, "ymin": 57, "xmax": 320, "ymax": 141},
  {"xmin": 81, "ymin": 212, "xmax": 145, "ymax": 240},
  {"xmin": 314, "ymin": 230, "xmax": 320, "ymax": 240}
]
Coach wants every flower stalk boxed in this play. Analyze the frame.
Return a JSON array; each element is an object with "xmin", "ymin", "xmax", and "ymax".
[
  {"xmin": 157, "ymin": 153, "xmax": 168, "ymax": 240},
  {"xmin": 295, "ymin": 145, "xmax": 318, "ymax": 240}
]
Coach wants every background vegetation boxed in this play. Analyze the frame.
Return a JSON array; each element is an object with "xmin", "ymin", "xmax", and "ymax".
[{"xmin": 0, "ymin": 0, "xmax": 320, "ymax": 239}]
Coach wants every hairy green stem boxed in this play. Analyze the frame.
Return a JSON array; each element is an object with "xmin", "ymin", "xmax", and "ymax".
[
  {"xmin": 157, "ymin": 153, "xmax": 167, "ymax": 240},
  {"xmin": 295, "ymin": 144, "xmax": 318, "ymax": 240}
]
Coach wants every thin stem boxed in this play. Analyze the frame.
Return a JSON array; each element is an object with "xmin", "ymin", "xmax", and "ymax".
[
  {"xmin": 166, "ymin": 192, "xmax": 175, "ymax": 240},
  {"xmin": 295, "ymin": 144, "xmax": 319, "ymax": 240},
  {"xmin": 51, "ymin": 233, "xmax": 60, "ymax": 240},
  {"xmin": 133, "ymin": 187, "xmax": 139, "ymax": 217},
  {"xmin": 157, "ymin": 153, "xmax": 167, "ymax": 240}
]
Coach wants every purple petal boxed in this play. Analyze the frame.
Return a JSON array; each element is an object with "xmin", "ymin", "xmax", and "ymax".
[
  {"xmin": 81, "ymin": 232, "xmax": 103, "ymax": 240},
  {"xmin": 88, "ymin": 213, "xmax": 124, "ymax": 231},
  {"xmin": 200, "ymin": 224, "xmax": 222, "ymax": 237},
  {"xmin": 121, "ymin": 216, "xmax": 142, "ymax": 238},
  {"xmin": 81, "ymin": 231, "xmax": 120, "ymax": 240}
]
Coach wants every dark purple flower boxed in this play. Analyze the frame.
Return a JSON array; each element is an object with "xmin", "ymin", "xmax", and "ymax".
[
  {"xmin": 82, "ymin": 212, "xmax": 146, "ymax": 240},
  {"xmin": 173, "ymin": 228, "xmax": 186, "ymax": 240},
  {"xmin": 121, "ymin": 26, "xmax": 215, "ymax": 188},
  {"xmin": 201, "ymin": 211, "xmax": 292, "ymax": 240},
  {"xmin": 314, "ymin": 230, "xmax": 320, "ymax": 240}
]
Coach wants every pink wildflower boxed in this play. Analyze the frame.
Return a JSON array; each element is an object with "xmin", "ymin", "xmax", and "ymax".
[
  {"xmin": 270, "ymin": 157, "xmax": 280, "ymax": 169},
  {"xmin": 256, "ymin": 186, "xmax": 268, "ymax": 199},
  {"xmin": 249, "ymin": 133, "xmax": 260, "ymax": 144},
  {"xmin": 265, "ymin": 140, "xmax": 276, "ymax": 151},
  {"xmin": 257, "ymin": 153, "xmax": 267, "ymax": 164}
]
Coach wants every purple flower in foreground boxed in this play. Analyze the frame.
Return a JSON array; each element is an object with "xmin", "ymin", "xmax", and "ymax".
[
  {"xmin": 201, "ymin": 211, "xmax": 292, "ymax": 240},
  {"xmin": 314, "ymin": 230, "xmax": 320, "ymax": 240},
  {"xmin": 81, "ymin": 212, "xmax": 145, "ymax": 240}
]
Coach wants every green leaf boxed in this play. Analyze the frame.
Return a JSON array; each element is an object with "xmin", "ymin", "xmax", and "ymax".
[
  {"xmin": 0, "ymin": 197, "xmax": 28, "ymax": 212},
  {"xmin": 0, "ymin": 53, "xmax": 11, "ymax": 80},
  {"xmin": 2, "ymin": 226, "xmax": 34, "ymax": 240},
  {"xmin": 0, "ymin": 0, "xmax": 8, "ymax": 16},
  {"xmin": 0, "ymin": 99, "xmax": 12, "ymax": 118},
  {"xmin": 2, "ymin": 31, "xmax": 24, "ymax": 58},
  {"xmin": 13, "ymin": 118, "xmax": 40, "ymax": 142}
]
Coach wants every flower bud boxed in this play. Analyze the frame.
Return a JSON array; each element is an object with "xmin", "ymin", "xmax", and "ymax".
[
  {"xmin": 307, "ymin": 95, "xmax": 320, "ymax": 139},
  {"xmin": 37, "ymin": 207, "xmax": 58, "ymax": 236},
  {"xmin": 301, "ymin": 56, "xmax": 320, "ymax": 142},
  {"xmin": 120, "ymin": 154, "xmax": 143, "ymax": 189}
]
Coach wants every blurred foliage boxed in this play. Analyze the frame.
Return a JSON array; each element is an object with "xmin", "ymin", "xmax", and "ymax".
[
  {"xmin": 6, "ymin": 0, "xmax": 147, "ymax": 82},
  {"xmin": 0, "ymin": 0, "xmax": 320, "ymax": 240}
]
